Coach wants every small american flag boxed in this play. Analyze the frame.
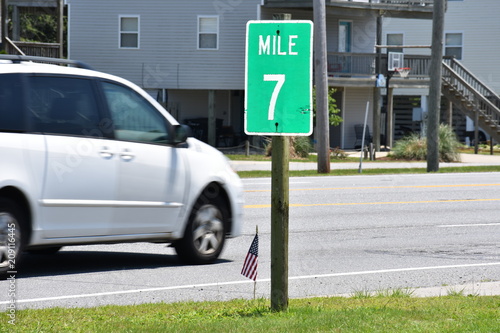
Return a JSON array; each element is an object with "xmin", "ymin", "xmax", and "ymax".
[{"xmin": 241, "ymin": 234, "xmax": 258, "ymax": 281}]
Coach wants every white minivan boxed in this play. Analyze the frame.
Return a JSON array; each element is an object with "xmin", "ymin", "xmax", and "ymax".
[{"xmin": 0, "ymin": 55, "xmax": 244, "ymax": 278}]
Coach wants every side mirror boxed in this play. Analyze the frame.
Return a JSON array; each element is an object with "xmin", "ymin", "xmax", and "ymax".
[{"xmin": 173, "ymin": 124, "xmax": 192, "ymax": 144}]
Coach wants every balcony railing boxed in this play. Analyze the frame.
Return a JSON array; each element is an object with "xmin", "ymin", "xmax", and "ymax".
[
  {"xmin": 266, "ymin": 0, "xmax": 435, "ymax": 6},
  {"xmin": 333, "ymin": 0, "xmax": 433, "ymax": 5},
  {"xmin": 328, "ymin": 52, "xmax": 376, "ymax": 76},
  {"xmin": 327, "ymin": 52, "xmax": 432, "ymax": 78},
  {"xmin": 264, "ymin": 0, "xmax": 440, "ymax": 15}
]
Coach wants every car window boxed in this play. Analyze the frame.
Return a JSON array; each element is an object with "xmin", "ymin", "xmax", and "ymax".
[
  {"xmin": 102, "ymin": 81, "xmax": 169, "ymax": 144},
  {"xmin": 0, "ymin": 74, "xmax": 24, "ymax": 132},
  {"xmin": 28, "ymin": 76, "xmax": 103, "ymax": 137}
]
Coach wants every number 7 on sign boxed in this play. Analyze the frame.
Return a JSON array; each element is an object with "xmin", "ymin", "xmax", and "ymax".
[{"xmin": 263, "ymin": 74, "xmax": 285, "ymax": 120}]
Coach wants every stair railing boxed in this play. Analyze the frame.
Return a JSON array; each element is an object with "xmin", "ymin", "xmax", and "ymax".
[
  {"xmin": 442, "ymin": 60, "xmax": 500, "ymax": 138},
  {"xmin": 446, "ymin": 58, "xmax": 500, "ymax": 107}
]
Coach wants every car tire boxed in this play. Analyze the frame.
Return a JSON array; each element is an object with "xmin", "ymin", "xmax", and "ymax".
[
  {"xmin": 174, "ymin": 193, "xmax": 228, "ymax": 265},
  {"xmin": 0, "ymin": 198, "xmax": 27, "ymax": 279}
]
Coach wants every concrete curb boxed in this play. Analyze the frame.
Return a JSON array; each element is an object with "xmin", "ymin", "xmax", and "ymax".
[{"xmin": 231, "ymin": 153, "xmax": 500, "ymax": 172}]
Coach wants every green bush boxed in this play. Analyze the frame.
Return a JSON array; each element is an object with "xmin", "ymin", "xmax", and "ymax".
[
  {"xmin": 390, "ymin": 124, "xmax": 461, "ymax": 162},
  {"xmin": 313, "ymin": 87, "xmax": 343, "ymax": 127}
]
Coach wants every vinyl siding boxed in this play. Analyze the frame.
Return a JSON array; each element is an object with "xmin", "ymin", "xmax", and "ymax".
[
  {"xmin": 69, "ymin": 2, "xmax": 379, "ymax": 90},
  {"xmin": 343, "ymin": 87, "xmax": 373, "ymax": 149},
  {"xmin": 68, "ymin": 0, "xmax": 261, "ymax": 90},
  {"xmin": 260, "ymin": 8, "xmax": 377, "ymax": 53},
  {"xmin": 330, "ymin": 13, "xmax": 377, "ymax": 53}
]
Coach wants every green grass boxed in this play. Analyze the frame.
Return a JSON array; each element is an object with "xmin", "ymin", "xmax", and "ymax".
[
  {"xmin": 351, "ymin": 288, "xmax": 415, "ymax": 299},
  {"xmin": 7, "ymin": 296, "xmax": 500, "ymax": 332},
  {"xmin": 237, "ymin": 165, "xmax": 500, "ymax": 178}
]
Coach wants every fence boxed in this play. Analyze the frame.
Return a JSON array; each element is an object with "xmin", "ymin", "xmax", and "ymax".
[
  {"xmin": 6, "ymin": 41, "xmax": 60, "ymax": 58},
  {"xmin": 327, "ymin": 52, "xmax": 432, "ymax": 77}
]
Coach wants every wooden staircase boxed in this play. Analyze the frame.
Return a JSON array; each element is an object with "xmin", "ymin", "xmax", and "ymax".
[{"xmin": 441, "ymin": 58, "xmax": 500, "ymax": 143}]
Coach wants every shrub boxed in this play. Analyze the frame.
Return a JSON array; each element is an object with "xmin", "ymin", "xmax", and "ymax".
[
  {"xmin": 313, "ymin": 87, "xmax": 343, "ymax": 126},
  {"xmin": 330, "ymin": 147, "xmax": 348, "ymax": 159},
  {"xmin": 390, "ymin": 124, "xmax": 461, "ymax": 162},
  {"xmin": 292, "ymin": 136, "xmax": 313, "ymax": 158},
  {"xmin": 390, "ymin": 132, "xmax": 427, "ymax": 160},
  {"xmin": 438, "ymin": 124, "xmax": 462, "ymax": 162},
  {"xmin": 265, "ymin": 136, "xmax": 313, "ymax": 159}
]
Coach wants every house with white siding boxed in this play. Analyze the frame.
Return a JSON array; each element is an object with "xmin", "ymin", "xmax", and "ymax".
[
  {"xmin": 382, "ymin": 0, "xmax": 500, "ymax": 143},
  {"xmin": 66, "ymin": 0, "xmax": 441, "ymax": 149}
]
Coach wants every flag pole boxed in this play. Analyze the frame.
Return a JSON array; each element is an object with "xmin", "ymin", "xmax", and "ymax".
[
  {"xmin": 253, "ymin": 225, "xmax": 258, "ymax": 299},
  {"xmin": 358, "ymin": 101, "xmax": 370, "ymax": 173}
]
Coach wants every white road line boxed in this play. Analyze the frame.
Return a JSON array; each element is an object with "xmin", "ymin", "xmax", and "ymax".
[
  {"xmin": 438, "ymin": 223, "xmax": 500, "ymax": 228},
  {"xmin": 3, "ymin": 262, "xmax": 500, "ymax": 305},
  {"xmin": 2, "ymin": 280, "xmax": 252, "ymax": 305},
  {"xmin": 287, "ymin": 262, "xmax": 500, "ymax": 281},
  {"xmin": 243, "ymin": 181, "xmax": 311, "ymax": 185}
]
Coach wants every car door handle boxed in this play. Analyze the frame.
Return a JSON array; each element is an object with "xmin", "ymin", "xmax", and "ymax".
[
  {"xmin": 120, "ymin": 149, "xmax": 135, "ymax": 162},
  {"xmin": 99, "ymin": 147, "xmax": 115, "ymax": 159}
]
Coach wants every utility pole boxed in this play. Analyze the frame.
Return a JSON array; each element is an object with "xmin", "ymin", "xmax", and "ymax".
[
  {"xmin": 1, "ymin": 0, "xmax": 7, "ymax": 53},
  {"xmin": 374, "ymin": 14, "xmax": 383, "ymax": 151},
  {"xmin": 208, "ymin": 90, "xmax": 216, "ymax": 147},
  {"xmin": 313, "ymin": 0, "xmax": 330, "ymax": 174},
  {"xmin": 57, "ymin": 0, "xmax": 64, "ymax": 58},
  {"xmin": 427, "ymin": 0, "xmax": 445, "ymax": 172},
  {"xmin": 270, "ymin": 135, "xmax": 289, "ymax": 312}
]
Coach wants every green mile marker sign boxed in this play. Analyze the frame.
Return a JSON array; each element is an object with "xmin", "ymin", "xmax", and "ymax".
[{"xmin": 245, "ymin": 20, "xmax": 313, "ymax": 136}]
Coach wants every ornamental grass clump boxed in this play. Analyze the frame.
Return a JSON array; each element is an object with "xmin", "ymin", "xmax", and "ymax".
[
  {"xmin": 265, "ymin": 136, "xmax": 313, "ymax": 159},
  {"xmin": 390, "ymin": 124, "xmax": 461, "ymax": 162},
  {"xmin": 438, "ymin": 123, "xmax": 462, "ymax": 162},
  {"xmin": 391, "ymin": 132, "xmax": 427, "ymax": 161}
]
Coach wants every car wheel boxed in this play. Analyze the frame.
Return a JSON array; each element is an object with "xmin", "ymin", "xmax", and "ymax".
[
  {"xmin": 175, "ymin": 196, "xmax": 227, "ymax": 265},
  {"xmin": 0, "ymin": 199, "xmax": 26, "ymax": 279}
]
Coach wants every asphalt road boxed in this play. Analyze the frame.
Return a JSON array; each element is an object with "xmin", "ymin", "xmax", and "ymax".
[{"xmin": 2, "ymin": 172, "xmax": 500, "ymax": 309}]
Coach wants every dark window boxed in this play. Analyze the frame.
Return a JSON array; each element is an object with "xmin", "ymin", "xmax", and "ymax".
[
  {"xmin": 102, "ymin": 81, "xmax": 169, "ymax": 144},
  {"xmin": 387, "ymin": 33, "xmax": 404, "ymax": 53},
  {"xmin": 0, "ymin": 74, "xmax": 24, "ymax": 132},
  {"xmin": 28, "ymin": 76, "xmax": 104, "ymax": 137}
]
